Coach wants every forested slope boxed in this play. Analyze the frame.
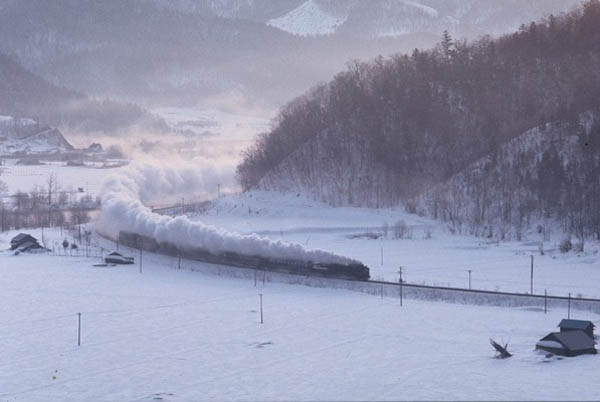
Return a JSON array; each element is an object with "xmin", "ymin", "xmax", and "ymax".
[
  {"xmin": 0, "ymin": 52, "xmax": 165, "ymax": 133},
  {"xmin": 238, "ymin": 1, "xmax": 600, "ymax": 239}
]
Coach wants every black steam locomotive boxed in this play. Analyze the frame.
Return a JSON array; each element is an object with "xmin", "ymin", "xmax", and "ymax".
[{"xmin": 118, "ymin": 231, "xmax": 370, "ymax": 281}]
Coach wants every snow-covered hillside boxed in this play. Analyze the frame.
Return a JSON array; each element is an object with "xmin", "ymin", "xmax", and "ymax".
[
  {"xmin": 266, "ymin": 0, "xmax": 580, "ymax": 38},
  {"xmin": 0, "ymin": 116, "xmax": 73, "ymax": 155},
  {"xmin": 267, "ymin": 0, "xmax": 345, "ymax": 36},
  {"xmin": 416, "ymin": 115, "xmax": 600, "ymax": 240},
  {"xmin": 1, "ymin": 227, "xmax": 598, "ymax": 401}
]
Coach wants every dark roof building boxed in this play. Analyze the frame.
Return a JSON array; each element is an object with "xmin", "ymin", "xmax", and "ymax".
[
  {"xmin": 10, "ymin": 233, "xmax": 37, "ymax": 250},
  {"xmin": 558, "ymin": 319, "xmax": 595, "ymax": 338},
  {"xmin": 536, "ymin": 331, "xmax": 597, "ymax": 357}
]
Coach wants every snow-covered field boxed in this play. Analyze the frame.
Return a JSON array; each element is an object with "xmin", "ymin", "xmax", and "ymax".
[
  {"xmin": 196, "ymin": 191, "xmax": 600, "ymax": 298},
  {"xmin": 1, "ymin": 228, "xmax": 599, "ymax": 401},
  {"xmin": 0, "ymin": 160, "xmax": 127, "ymax": 198}
]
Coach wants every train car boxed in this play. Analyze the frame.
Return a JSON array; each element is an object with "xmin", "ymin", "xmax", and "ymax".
[{"xmin": 117, "ymin": 231, "xmax": 370, "ymax": 281}]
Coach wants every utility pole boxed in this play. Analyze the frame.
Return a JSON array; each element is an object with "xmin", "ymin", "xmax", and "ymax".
[
  {"xmin": 178, "ymin": 253, "xmax": 181, "ymax": 270},
  {"xmin": 398, "ymin": 267, "xmax": 403, "ymax": 306},
  {"xmin": 139, "ymin": 248, "xmax": 143, "ymax": 274},
  {"xmin": 181, "ymin": 197, "xmax": 185, "ymax": 215},
  {"xmin": 381, "ymin": 246, "xmax": 383, "ymax": 266},
  {"xmin": 530, "ymin": 255, "xmax": 534, "ymax": 295},
  {"xmin": 259, "ymin": 293, "xmax": 263, "ymax": 324},
  {"xmin": 468, "ymin": 269, "xmax": 472, "ymax": 290},
  {"xmin": 217, "ymin": 183, "xmax": 221, "ymax": 198}
]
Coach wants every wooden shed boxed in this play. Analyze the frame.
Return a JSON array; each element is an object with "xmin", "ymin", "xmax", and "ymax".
[
  {"xmin": 536, "ymin": 331, "xmax": 597, "ymax": 357},
  {"xmin": 558, "ymin": 319, "xmax": 595, "ymax": 339},
  {"xmin": 10, "ymin": 233, "xmax": 38, "ymax": 250}
]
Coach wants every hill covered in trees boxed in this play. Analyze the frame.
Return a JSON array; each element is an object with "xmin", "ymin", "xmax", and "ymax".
[
  {"xmin": 0, "ymin": 51, "xmax": 165, "ymax": 133},
  {"xmin": 237, "ymin": 0, "xmax": 600, "ymax": 241}
]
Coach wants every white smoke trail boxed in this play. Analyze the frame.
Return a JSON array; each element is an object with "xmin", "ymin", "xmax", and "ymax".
[{"xmin": 98, "ymin": 161, "xmax": 355, "ymax": 265}]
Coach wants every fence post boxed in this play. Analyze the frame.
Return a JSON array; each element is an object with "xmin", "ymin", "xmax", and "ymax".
[
  {"xmin": 568, "ymin": 293, "xmax": 571, "ymax": 319},
  {"xmin": 530, "ymin": 255, "xmax": 534, "ymax": 294},
  {"xmin": 544, "ymin": 288, "xmax": 547, "ymax": 314},
  {"xmin": 77, "ymin": 312, "xmax": 81, "ymax": 346}
]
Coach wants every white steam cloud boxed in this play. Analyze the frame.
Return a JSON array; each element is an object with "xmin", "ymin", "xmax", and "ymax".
[{"xmin": 99, "ymin": 162, "xmax": 355, "ymax": 265}]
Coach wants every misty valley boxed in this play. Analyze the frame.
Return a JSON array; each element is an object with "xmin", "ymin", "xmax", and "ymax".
[{"xmin": 1, "ymin": 1, "xmax": 599, "ymax": 401}]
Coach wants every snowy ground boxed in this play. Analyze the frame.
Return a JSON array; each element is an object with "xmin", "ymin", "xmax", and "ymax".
[
  {"xmin": 195, "ymin": 191, "xmax": 600, "ymax": 298},
  {"xmin": 1, "ymin": 228, "xmax": 599, "ymax": 401},
  {"xmin": 0, "ymin": 160, "xmax": 127, "ymax": 198}
]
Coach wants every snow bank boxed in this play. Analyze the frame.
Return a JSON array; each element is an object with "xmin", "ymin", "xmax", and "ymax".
[{"xmin": 99, "ymin": 162, "xmax": 356, "ymax": 265}]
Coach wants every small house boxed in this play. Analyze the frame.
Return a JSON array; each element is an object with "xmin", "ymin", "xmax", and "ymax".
[
  {"xmin": 536, "ymin": 331, "xmax": 597, "ymax": 357},
  {"xmin": 10, "ymin": 233, "xmax": 38, "ymax": 250},
  {"xmin": 105, "ymin": 251, "xmax": 134, "ymax": 265},
  {"xmin": 558, "ymin": 319, "xmax": 595, "ymax": 339}
]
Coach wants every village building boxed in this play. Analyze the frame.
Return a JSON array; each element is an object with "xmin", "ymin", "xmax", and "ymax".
[
  {"xmin": 558, "ymin": 319, "xmax": 595, "ymax": 339},
  {"xmin": 9, "ymin": 233, "xmax": 47, "ymax": 253},
  {"xmin": 10, "ymin": 233, "xmax": 38, "ymax": 250},
  {"xmin": 536, "ymin": 330, "xmax": 597, "ymax": 357}
]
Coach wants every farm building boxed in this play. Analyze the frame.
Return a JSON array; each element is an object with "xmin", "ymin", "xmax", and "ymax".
[
  {"xmin": 558, "ymin": 319, "xmax": 595, "ymax": 339},
  {"xmin": 536, "ymin": 331, "xmax": 597, "ymax": 357},
  {"xmin": 9, "ymin": 233, "xmax": 46, "ymax": 253},
  {"xmin": 10, "ymin": 233, "xmax": 38, "ymax": 250}
]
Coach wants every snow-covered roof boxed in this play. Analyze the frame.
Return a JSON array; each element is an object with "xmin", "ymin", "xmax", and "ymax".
[
  {"xmin": 558, "ymin": 319, "xmax": 595, "ymax": 330},
  {"xmin": 536, "ymin": 340, "xmax": 563, "ymax": 349},
  {"xmin": 11, "ymin": 233, "xmax": 36, "ymax": 244},
  {"xmin": 541, "ymin": 331, "xmax": 595, "ymax": 351}
]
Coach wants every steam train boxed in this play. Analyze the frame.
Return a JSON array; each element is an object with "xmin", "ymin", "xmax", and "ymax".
[{"xmin": 118, "ymin": 231, "xmax": 370, "ymax": 281}]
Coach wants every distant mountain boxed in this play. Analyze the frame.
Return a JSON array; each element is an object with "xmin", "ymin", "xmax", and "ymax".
[
  {"xmin": 0, "ymin": 51, "xmax": 165, "ymax": 134},
  {"xmin": 0, "ymin": 0, "xmax": 581, "ymax": 107},
  {"xmin": 238, "ymin": 1, "xmax": 600, "ymax": 240},
  {"xmin": 148, "ymin": 0, "xmax": 304, "ymax": 21},
  {"xmin": 0, "ymin": 0, "xmax": 311, "ymax": 104},
  {"xmin": 267, "ymin": 0, "xmax": 581, "ymax": 38}
]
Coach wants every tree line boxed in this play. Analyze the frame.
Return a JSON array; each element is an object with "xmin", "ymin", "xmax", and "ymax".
[{"xmin": 0, "ymin": 173, "xmax": 96, "ymax": 232}]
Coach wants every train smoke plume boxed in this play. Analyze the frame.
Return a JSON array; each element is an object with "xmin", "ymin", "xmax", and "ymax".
[{"xmin": 99, "ymin": 162, "xmax": 355, "ymax": 264}]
